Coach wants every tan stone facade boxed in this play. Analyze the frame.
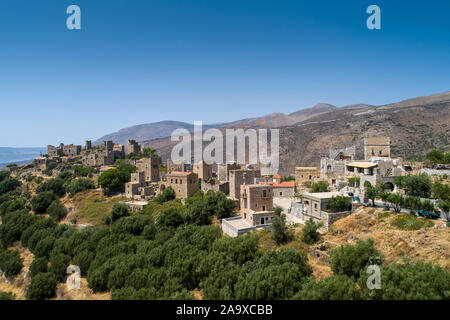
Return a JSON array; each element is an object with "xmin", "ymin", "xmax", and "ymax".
[
  {"xmin": 136, "ymin": 157, "xmax": 160, "ymax": 182},
  {"xmin": 125, "ymin": 171, "xmax": 156, "ymax": 200},
  {"xmin": 165, "ymin": 171, "xmax": 199, "ymax": 198},
  {"xmin": 193, "ymin": 161, "xmax": 213, "ymax": 181},
  {"xmin": 364, "ymin": 136, "xmax": 390, "ymax": 160},
  {"xmin": 47, "ymin": 143, "xmax": 81, "ymax": 158},
  {"xmin": 127, "ymin": 140, "xmax": 141, "ymax": 155},
  {"xmin": 240, "ymin": 184, "xmax": 274, "ymax": 226},
  {"xmin": 295, "ymin": 167, "xmax": 320, "ymax": 188},
  {"xmin": 33, "ymin": 157, "xmax": 59, "ymax": 173},
  {"xmin": 167, "ymin": 159, "xmax": 190, "ymax": 173},
  {"xmin": 81, "ymin": 141, "xmax": 124, "ymax": 167},
  {"xmin": 229, "ymin": 169, "xmax": 261, "ymax": 200},
  {"xmin": 217, "ymin": 162, "xmax": 241, "ymax": 182}
]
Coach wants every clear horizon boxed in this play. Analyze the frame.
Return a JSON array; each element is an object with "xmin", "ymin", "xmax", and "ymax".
[{"xmin": 1, "ymin": 0, "xmax": 450, "ymax": 147}]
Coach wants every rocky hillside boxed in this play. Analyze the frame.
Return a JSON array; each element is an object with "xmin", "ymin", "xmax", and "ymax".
[
  {"xmin": 93, "ymin": 103, "xmax": 338, "ymax": 145},
  {"xmin": 278, "ymin": 92, "xmax": 450, "ymax": 174},
  {"xmin": 93, "ymin": 119, "xmax": 256, "ymax": 146},
  {"xmin": 142, "ymin": 91, "xmax": 450, "ymax": 175}
]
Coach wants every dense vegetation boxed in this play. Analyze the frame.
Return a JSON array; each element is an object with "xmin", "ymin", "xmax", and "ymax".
[
  {"xmin": 0, "ymin": 166, "xmax": 449, "ymax": 300},
  {"xmin": 425, "ymin": 149, "xmax": 450, "ymax": 165},
  {"xmin": 364, "ymin": 174, "xmax": 450, "ymax": 221},
  {"xmin": 98, "ymin": 161, "xmax": 136, "ymax": 194}
]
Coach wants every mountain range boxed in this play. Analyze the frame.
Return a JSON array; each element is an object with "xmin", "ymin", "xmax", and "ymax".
[{"xmin": 95, "ymin": 91, "xmax": 449, "ymax": 175}]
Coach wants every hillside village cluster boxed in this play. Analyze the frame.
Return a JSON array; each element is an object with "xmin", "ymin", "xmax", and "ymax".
[{"xmin": 11, "ymin": 136, "xmax": 445, "ymax": 236}]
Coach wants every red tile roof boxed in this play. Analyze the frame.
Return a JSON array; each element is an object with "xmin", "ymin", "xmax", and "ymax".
[
  {"xmin": 258, "ymin": 181, "xmax": 295, "ymax": 188},
  {"xmin": 272, "ymin": 181, "xmax": 295, "ymax": 188}
]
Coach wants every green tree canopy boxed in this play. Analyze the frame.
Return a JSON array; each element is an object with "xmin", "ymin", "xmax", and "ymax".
[
  {"xmin": 154, "ymin": 187, "xmax": 176, "ymax": 204},
  {"xmin": 26, "ymin": 272, "xmax": 57, "ymax": 300},
  {"xmin": 301, "ymin": 217, "xmax": 323, "ymax": 245},
  {"xmin": 311, "ymin": 181, "xmax": 329, "ymax": 192},
  {"xmin": 31, "ymin": 191, "xmax": 58, "ymax": 214},
  {"xmin": 271, "ymin": 214, "xmax": 293, "ymax": 245},
  {"xmin": 329, "ymin": 239, "xmax": 381, "ymax": 279},
  {"xmin": 47, "ymin": 200, "xmax": 68, "ymax": 221}
]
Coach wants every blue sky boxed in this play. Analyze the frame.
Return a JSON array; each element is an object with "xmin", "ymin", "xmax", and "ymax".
[{"xmin": 0, "ymin": 0, "xmax": 449, "ymax": 147}]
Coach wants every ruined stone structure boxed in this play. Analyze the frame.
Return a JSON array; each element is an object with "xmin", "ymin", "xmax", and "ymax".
[
  {"xmin": 125, "ymin": 171, "xmax": 156, "ymax": 200},
  {"xmin": 33, "ymin": 157, "xmax": 59, "ymax": 173},
  {"xmin": 217, "ymin": 162, "xmax": 241, "ymax": 182},
  {"xmin": 47, "ymin": 145, "xmax": 62, "ymax": 158},
  {"xmin": 136, "ymin": 157, "xmax": 160, "ymax": 182},
  {"xmin": 201, "ymin": 179, "xmax": 229, "ymax": 194},
  {"xmin": 47, "ymin": 143, "xmax": 81, "ymax": 158},
  {"xmin": 240, "ymin": 184, "xmax": 274, "ymax": 226},
  {"xmin": 165, "ymin": 171, "xmax": 198, "ymax": 198},
  {"xmin": 81, "ymin": 141, "xmax": 124, "ymax": 167},
  {"xmin": 364, "ymin": 137, "xmax": 390, "ymax": 160},
  {"xmin": 295, "ymin": 167, "xmax": 320, "ymax": 189},
  {"xmin": 127, "ymin": 140, "xmax": 141, "ymax": 155},
  {"xmin": 329, "ymin": 146, "xmax": 356, "ymax": 161},
  {"xmin": 166, "ymin": 159, "xmax": 190, "ymax": 173},
  {"xmin": 229, "ymin": 168, "xmax": 261, "ymax": 200},
  {"xmin": 193, "ymin": 160, "xmax": 213, "ymax": 181},
  {"xmin": 64, "ymin": 144, "xmax": 82, "ymax": 157}
]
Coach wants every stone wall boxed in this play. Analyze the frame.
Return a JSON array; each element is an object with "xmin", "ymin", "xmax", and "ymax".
[
  {"xmin": 201, "ymin": 180, "xmax": 229, "ymax": 194},
  {"xmin": 322, "ymin": 210, "xmax": 353, "ymax": 230},
  {"xmin": 229, "ymin": 169, "xmax": 261, "ymax": 200},
  {"xmin": 364, "ymin": 137, "xmax": 390, "ymax": 160},
  {"xmin": 295, "ymin": 167, "xmax": 320, "ymax": 189}
]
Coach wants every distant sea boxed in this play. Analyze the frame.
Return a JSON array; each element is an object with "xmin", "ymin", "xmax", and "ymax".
[{"xmin": 0, "ymin": 147, "xmax": 46, "ymax": 168}]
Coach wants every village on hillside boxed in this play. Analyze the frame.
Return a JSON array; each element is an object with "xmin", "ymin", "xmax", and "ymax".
[
  {"xmin": 9, "ymin": 135, "xmax": 448, "ymax": 234},
  {"xmin": 1, "ymin": 133, "xmax": 449, "ymax": 300}
]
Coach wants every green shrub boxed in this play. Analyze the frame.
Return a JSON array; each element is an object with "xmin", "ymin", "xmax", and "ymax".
[
  {"xmin": 108, "ymin": 203, "xmax": 130, "ymax": 224},
  {"xmin": 154, "ymin": 187, "xmax": 176, "ymax": 204},
  {"xmin": 293, "ymin": 275, "xmax": 361, "ymax": 300},
  {"xmin": 377, "ymin": 210, "xmax": 392, "ymax": 221},
  {"xmin": 47, "ymin": 200, "xmax": 68, "ymax": 221},
  {"xmin": 311, "ymin": 181, "xmax": 328, "ymax": 192},
  {"xmin": 31, "ymin": 191, "xmax": 58, "ymax": 214},
  {"xmin": 301, "ymin": 218, "xmax": 323, "ymax": 244},
  {"xmin": 0, "ymin": 248, "xmax": 23, "ymax": 277},
  {"xmin": 112, "ymin": 215, "xmax": 154, "ymax": 236},
  {"xmin": 156, "ymin": 207, "xmax": 184, "ymax": 229},
  {"xmin": 26, "ymin": 272, "xmax": 57, "ymax": 300},
  {"xmin": 329, "ymin": 239, "xmax": 381, "ymax": 279},
  {"xmin": 49, "ymin": 254, "xmax": 71, "ymax": 281},
  {"xmin": 391, "ymin": 214, "xmax": 434, "ymax": 231},
  {"xmin": 271, "ymin": 214, "xmax": 293, "ymax": 245},
  {"xmin": 34, "ymin": 236, "xmax": 56, "ymax": 258},
  {"xmin": 29, "ymin": 257, "xmax": 49, "ymax": 278},
  {"xmin": 0, "ymin": 177, "xmax": 21, "ymax": 195},
  {"xmin": 359, "ymin": 261, "xmax": 450, "ymax": 299},
  {"xmin": 67, "ymin": 178, "xmax": 95, "ymax": 197},
  {"xmin": 36, "ymin": 178, "xmax": 66, "ymax": 197},
  {"xmin": 73, "ymin": 250, "xmax": 95, "ymax": 275},
  {"xmin": 0, "ymin": 291, "xmax": 15, "ymax": 300}
]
